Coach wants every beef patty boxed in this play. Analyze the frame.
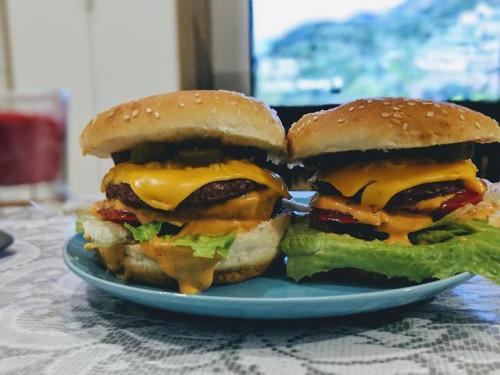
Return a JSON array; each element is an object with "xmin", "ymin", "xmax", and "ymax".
[
  {"xmin": 314, "ymin": 180, "xmax": 464, "ymax": 208},
  {"xmin": 309, "ymin": 180, "xmax": 465, "ymax": 240},
  {"xmin": 386, "ymin": 180, "xmax": 464, "ymax": 208},
  {"xmin": 105, "ymin": 179, "xmax": 265, "ymax": 210},
  {"xmin": 309, "ymin": 209, "xmax": 389, "ymax": 241}
]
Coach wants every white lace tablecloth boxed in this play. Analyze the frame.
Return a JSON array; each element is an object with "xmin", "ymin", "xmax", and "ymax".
[{"xmin": 0, "ymin": 204, "xmax": 499, "ymax": 375}]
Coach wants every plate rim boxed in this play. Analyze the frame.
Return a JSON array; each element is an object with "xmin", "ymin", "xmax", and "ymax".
[{"xmin": 63, "ymin": 234, "xmax": 474, "ymax": 304}]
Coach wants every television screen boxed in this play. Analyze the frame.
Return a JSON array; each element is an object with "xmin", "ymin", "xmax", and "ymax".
[{"xmin": 251, "ymin": 0, "xmax": 500, "ymax": 106}]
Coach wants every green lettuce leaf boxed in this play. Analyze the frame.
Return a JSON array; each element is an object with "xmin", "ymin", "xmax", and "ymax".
[
  {"xmin": 280, "ymin": 218, "xmax": 500, "ymax": 284},
  {"xmin": 124, "ymin": 222, "xmax": 162, "ymax": 242},
  {"xmin": 173, "ymin": 232, "xmax": 236, "ymax": 258},
  {"xmin": 75, "ymin": 220, "xmax": 84, "ymax": 234},
  {"xmin": 121, "ymin": 221, "xmax": 235, "ymax": 259},
  {"xmin": 75, "ymin": 214, "xmax": 94, "ymax": 235}
]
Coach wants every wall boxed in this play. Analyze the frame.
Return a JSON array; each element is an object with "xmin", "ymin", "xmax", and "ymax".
[
  {"xmin": 6, "ymin": 0, "xmax": 180, "ymax": 195},
  {"xmin": 211, "ymin": 0, "xmax": 251, "ymax": 94}
]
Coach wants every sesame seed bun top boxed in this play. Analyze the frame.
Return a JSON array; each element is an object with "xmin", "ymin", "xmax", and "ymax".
[
  {"xmin": 288, "ymin": 98, "xmax": 500, "ymax": 160},
  {"xmin": 80, "ymin": 90, "xmax": 287, "ymax": 158}
]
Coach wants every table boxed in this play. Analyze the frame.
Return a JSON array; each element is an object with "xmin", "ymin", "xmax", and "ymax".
[{"xmin": 0, "ymin": 204, "xmax": 499, "ymax": 375}]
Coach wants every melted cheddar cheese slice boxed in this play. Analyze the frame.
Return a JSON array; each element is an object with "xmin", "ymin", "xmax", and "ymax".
[
  {"xmin": 319, "ymin": 159, "xmax": 484, "ymax": 210},
  {"xmin": 102, "ymin": 160, "xmax": 290, "ymax": 211}
]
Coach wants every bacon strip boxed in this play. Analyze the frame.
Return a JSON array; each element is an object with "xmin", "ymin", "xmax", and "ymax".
[
  {"xmin": 97, "ymin": 208, "xmax": 138, "ymax": 223},
  {"xmin": 433, "ymin": 189, "xmax": 483, "ymax": 220}
]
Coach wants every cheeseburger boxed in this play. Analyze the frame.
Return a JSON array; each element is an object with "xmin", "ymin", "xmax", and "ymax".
[
  {"xmin": 78, "ymin": 90, "xmax": 291, "ymax": 294},
  {"xmin": 281, "ymin": 98, "xmax": 500, "ymax": 284}
]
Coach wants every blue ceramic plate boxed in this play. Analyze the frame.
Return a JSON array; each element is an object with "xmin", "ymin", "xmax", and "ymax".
[
  {"xmin": 0, "ymin": 230, "xmax": 13, "ymax": 251},
  {"xmin": 64, "ymin": 234, "xmax": 472, "ymax": 319}
]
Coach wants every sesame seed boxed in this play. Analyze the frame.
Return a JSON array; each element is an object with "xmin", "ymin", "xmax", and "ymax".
[
  {"xmin": 106, "ymin": 110, "xmax": 114, "ymax": 118},
  {"xmin": 392, "ymin": 106, "xmax": 400, "ymax": 110},
  {"xmin": 214, "ymin": 96, "xmax": 219, "ymax": 100},
  {"xmin": 348, "ymin": 107, "xmax": 354, "ymax": 112},
  {"xmin": 402, "ymin": 123, "xmax": 408, "ymax": 130},
  {"xmin": 475, "ymin": 122, "xmax": 481, "ymax": 129},
  {"xmin": 383, "ymin": 101, "xmax": 390, "ymax": 105},
  {"xmin": 194, "ymin": 93, "xmax": 200, "ymax": 97},
  {"xmin": 123, "ymin": 115, "xmax": 130, "ymax": 121},
  {"xmin": 230, "ymin": 101, "xmax": 237, "ymax": 106},
  {"xmin": 154, "ymin": 112, "xmax": 160, "ymax": 119},
  {"xmin": 458, "ymin": 108, "xmax": 465, "ymax": 113},
  {"xmin": 459, "ymin": 114, "xmax": 465, "ymax": 120},
  {"xmin": 132, "ymin": 109, "xmax": 139, "ymax": 117},
  {"xmin": 381, "ymin": 112, "xmax": 390, "ymax": 118},
  {"xmin": 442, "ymin": 109, "xmax": 448, "ymax": 115},
  {"xmin": 337, "ymin": 118, "xmax": 346, "ymax": 123},
  {"xmin": 307, "ymin": 119, "xmax": 311, "ymax": 124},
  {"xmin": 426, "ymin": 111, "xmax": 434, "ymax": 117},
  {"xmin": 392, "ymin": 118, "xmax": 401, "ymax": 125},
  {"xmin": 211, "ymin": 108, "xmax": 217, "ymax": 114},
  {"xmin": 146, "ymin": 107, "xmax": 153, "ymax": 113},
  {"xmin": 313, "ymin": 116, "xmax": 318, "ymax": 121},
  {"xmin": 195, "ymin": 98, "xmax": 203, "ymax": 104},
  {"xmin": 358, "ymin": 105, "xmax": 365, "ymax": 109},
  {"xmin": 423, "ymin": 102, "xmax": 432, "ymax": 105},
  {"xmin": 408, "ymin": 102, "xmax": 416, "ymax": 106},
  {"xmin": 433, "ymin": 103, "xmax": 440, "ymax": 108},
  {"xmin": 393, "ymin": 112, "xmax": 402, "ymax": 118},
  {"xmin": 367, "ymin": 99, "xmax": 373, "ymax": 103}
]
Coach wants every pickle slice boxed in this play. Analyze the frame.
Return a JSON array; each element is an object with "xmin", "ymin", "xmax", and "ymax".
[
  {"xmin": 175, "ymin": 148, "xmax": 222, "ymax": 166},
  {"xmin": 111, "ymin": 150, "xmax": 131, "ymax": 165},
  {"xmin": 306, "ymin": 142, "xmax": 474, "ymax": 169},
  {"xmin": 126, "ymin": 143, "xmax": 223, "ymax": 166},
  {"xmin": 421, "ymin": 142, "xmax": 473, "ymax": 162},
  {"xmin": 130, "ymin": 143, "xmax": 173, "ymax": 163}
]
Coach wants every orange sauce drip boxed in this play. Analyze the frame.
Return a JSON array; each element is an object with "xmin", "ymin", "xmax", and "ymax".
[{"xmin": 142, "ymin": 239, "xmax": 220, "ymax": 294}]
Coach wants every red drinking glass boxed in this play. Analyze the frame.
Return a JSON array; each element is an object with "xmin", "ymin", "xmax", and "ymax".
[{"xmin": 0, "ymin": 91, "xmax": 67, "ymax": 204}]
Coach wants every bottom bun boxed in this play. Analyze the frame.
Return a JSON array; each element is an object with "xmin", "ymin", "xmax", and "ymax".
[{"xmin": 97, "ymin": 212, "xmax": 291, "ymax": 289}]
